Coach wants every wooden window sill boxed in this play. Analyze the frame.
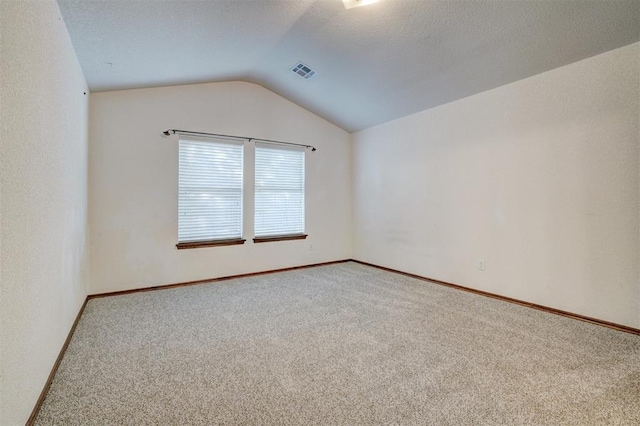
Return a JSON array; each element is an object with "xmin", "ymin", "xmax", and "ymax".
[
  {"xmin": 176, "ymin": 239, "xmax": 246, "ymax": 250},
  {"xmin": 253, "ymin": 234, "xmax": 308, "ymax": 244}
]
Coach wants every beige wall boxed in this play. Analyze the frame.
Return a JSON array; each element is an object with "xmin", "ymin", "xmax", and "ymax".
[
  {"xmin": 353, "ymin": 43, "xmax": 640, "ymax": 328},
  {"xmin": 0, "ymin": 0, "xmax": 89, "ymax": 424},
  {"xmin": 89, "ymin": 81, "xmax": 352, "ymax": 294}
]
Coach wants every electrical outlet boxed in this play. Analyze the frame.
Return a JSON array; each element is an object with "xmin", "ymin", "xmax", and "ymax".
[{"xmin": 477, "ymin": 259, "xmax": 485, "ymax": 271}]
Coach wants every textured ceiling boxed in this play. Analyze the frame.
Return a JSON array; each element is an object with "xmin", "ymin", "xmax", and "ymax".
[{"xmin": 57, "ymin": 0, "xmax": 640, "ymax": 132}]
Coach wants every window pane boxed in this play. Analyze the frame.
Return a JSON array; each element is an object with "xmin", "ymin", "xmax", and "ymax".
[
  {"xmin": 255, "ymin": 146, "xmax": 305, "ymax": 237},
  {"xmin": 178, "ymin": 139, "xmax": 243, "ymax": 242}
]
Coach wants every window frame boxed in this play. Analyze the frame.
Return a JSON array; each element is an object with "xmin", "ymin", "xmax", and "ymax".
[
  {"xmin": 176, "ymin": 137, "xmax": 245, "ymax": 249},
  {"xmin": 253, "ymin": 144, "xmax": 307, "ymax": 243}
]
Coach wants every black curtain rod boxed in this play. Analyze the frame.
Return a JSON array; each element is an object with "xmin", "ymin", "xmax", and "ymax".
[{"xmin": 162, "ymin": 129, "xmax": 316, "ymax": 151}]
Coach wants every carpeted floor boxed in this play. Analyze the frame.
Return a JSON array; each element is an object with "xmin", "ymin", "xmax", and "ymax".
[{"xmin": 36, "ymin": 262, "xmax": 640, "ymax": 425}]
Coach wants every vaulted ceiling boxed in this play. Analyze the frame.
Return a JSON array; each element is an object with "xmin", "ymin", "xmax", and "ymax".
[{"xmin": 57, "ymin": 0, "xmax": 640, "ymax": 132}]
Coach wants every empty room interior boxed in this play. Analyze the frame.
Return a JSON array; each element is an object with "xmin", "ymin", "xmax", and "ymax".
[{"xmin": 1, "ymin": 0, "xmax": 640, "ymax": 424}]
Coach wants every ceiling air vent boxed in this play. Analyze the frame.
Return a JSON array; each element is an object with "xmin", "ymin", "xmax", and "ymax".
[{"xmin": 292, "ymin": 62, "xmax": 316, "ymax": 80}]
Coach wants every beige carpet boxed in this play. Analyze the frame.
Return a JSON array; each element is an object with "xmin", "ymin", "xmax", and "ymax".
[{"xmin": 36, "ymin": 262, "xmax": 640, "ymax": 425}]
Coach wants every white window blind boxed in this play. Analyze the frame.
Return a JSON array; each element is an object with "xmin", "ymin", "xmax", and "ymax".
[
  {"xmin": 255, "ymin": 145, "xmax": 305, "ymax": 237},
  {"xmin": 178, "ymin": 138, "xmax": 243, "ymax": 242}
]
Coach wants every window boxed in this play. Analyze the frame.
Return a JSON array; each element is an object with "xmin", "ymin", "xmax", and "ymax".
[
  {"xmin": 177, "ymin": 138, "xmax": 244, "ymax": 248},
  {"xmin": 254, "ymin": 144, "xmax": 306, "ymax": 241}
]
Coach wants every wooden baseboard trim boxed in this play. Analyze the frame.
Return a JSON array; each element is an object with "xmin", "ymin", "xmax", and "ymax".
[
  {"xmin": 351, "ymin": 259, "xmax": 640, "ymax": 336},
  {"xmin": 27, "ymin": 296, "xmax": 89, "ymax": 425},
  {"xmin": 88, "ymin": 259, "xmax": 351, "ymax": 299}
]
